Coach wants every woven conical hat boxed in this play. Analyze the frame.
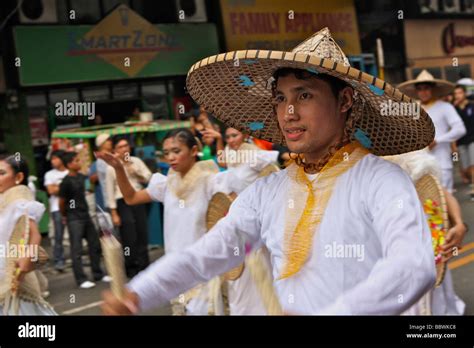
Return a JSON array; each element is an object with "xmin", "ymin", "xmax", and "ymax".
[
  {"xmin": 398, "ymin": 69, "xmax": 455, "ymax": 99},
  {"xmin": 187, "ymin": 27, "xmax": 435, "ymax": 156},
  {"xmin": 206, "ymin": 192, "xmax": 244, "ymax": 281},
  {"xmin": 415, "ymin": 174, "xmax": 448, "ymax": 287}
]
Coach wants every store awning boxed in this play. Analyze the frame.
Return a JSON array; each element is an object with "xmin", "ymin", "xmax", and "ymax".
[{"xmin": 51, "ymin": 120, "xmax": 190, "ymax": 139}]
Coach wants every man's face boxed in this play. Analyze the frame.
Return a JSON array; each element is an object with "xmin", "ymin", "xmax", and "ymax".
[
  {"xmin": 274, "ymin": 74, "xmax": 350, "ymax": 161},
  {"xmin": 51, "ymin": 155, "xmax": 63, "ymax": 169},
  {"xmin": 416, "ymin": 84, "xmax": 434, "ymax": 103},
  {"xmin": 114, "ymin": 140, "xmax": 131, "ymax": 159},
  {"xmin": 101, "ymin": 139, "xmax": 113, "ymax": 153},
  {"xmin": 67, "ymin": 155, "xmax": 81, "ymax": 172},
  {"xmin": 454, "ymin": 87, "xmax": 466, "ymax": 104}
]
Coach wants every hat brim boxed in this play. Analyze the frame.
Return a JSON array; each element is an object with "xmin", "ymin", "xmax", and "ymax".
[
  {"xmin": 186, "ymin": 50, "xmax": 435, "ymax": 156},
  {"xmin": 397, "ymin": 79, "xmax": 455, "ymax": 99}
]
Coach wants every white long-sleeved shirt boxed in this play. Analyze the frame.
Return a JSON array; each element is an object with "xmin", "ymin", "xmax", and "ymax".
[
  {"xmin": 425, "ymin": 101, "xmax": 466, "ymax": 169},
  {"xmin": 144, "ymin": 153, "xmax": 278, "ymax": 254},
  {"xmin": 105, "ymin": 156, "xmax": 152, "ymax": 209},
  {"xmin": 128, "ymin": 154, "xmax": 436, "ymax": 314}
]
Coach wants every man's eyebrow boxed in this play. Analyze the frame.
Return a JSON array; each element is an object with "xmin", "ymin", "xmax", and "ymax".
[{"xmin": 275, "ymin": 85, "xmax": 312, "ymax": 94}]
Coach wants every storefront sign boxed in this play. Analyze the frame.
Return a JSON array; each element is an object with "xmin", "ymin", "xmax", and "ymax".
[
  {"xmin": 442, "ymin": 22, "xmax": 474, "ymax": 54},
  {"xmin": 220, "ymin": 0, "xmax": 361, "ymax": 53},
  {"xmin": 14, "ymin": 5, "xmax": 219, "ymax": 86},
  {"xmin": 405, "ymin": 20, "xmax": 474, "ymax": 59}
]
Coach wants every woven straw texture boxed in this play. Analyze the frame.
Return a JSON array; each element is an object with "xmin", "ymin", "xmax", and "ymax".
[
  {"xmin": 187, "ymin": 27, "xmax": 435, "ymax": 156},
  {"xmin": 206, "ymin": 192, "xmax": 244, "ymax": 281}
]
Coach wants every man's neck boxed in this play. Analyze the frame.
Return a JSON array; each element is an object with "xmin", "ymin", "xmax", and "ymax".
[
  {"xmin": 57, "ymin": 166, "xmax": 66, "ymax": 172},
  {"xmin": 456, "ymin": 99, "xmax": 468, "ymax": 109},
  {"xmin": 68, "ymin": 170, "xmax": 78, "ymax": 176}
]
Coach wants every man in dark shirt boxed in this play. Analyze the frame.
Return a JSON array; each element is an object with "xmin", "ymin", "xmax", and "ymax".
[
  {"xmin": 59, "ymin": 151, "xmax": 110, "ymax": 288},
  {"xmin": 454, "ymin": 85, "xmax": 474, "ymax": 199}
]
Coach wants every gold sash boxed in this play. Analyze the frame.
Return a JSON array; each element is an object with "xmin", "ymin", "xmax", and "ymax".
[{"xmin": 280, "ymin": 141, "xmax": 370, "ymax": 279}]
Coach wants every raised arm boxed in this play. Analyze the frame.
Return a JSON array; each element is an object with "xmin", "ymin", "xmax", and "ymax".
[
  {"xmin": 102, "ymin": 181, "xmax": 263, "ymax": 314},
  {"xmin": 96, "ymin": 151, "xmax": 152, "ymax": 206}
]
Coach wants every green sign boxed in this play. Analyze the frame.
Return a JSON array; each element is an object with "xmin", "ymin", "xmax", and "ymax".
[{"xmin": 14, "ymin": 8, "xmax": 219, "ymax": 86}]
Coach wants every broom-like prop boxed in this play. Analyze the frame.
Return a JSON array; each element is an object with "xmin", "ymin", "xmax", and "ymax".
[{"xmin": 96, "ymin": 206, "xmax": 127, "ymax": 301}]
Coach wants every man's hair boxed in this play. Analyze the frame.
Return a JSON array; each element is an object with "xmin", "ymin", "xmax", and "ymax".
[
  {"xmin": 50, "ymin": 150, "xmax": 65, "ymax": 164},
  {"xmin": 272, "ymin": 68, "xmax": 351, "ymax": 99},
  {"xmin": 112, "ymin": 135, "xmax": 129, "ymax": 148},
  {"xmin": 62, "ymin": 151, "xmax": 78, "ymax": 166},
  {"xmin": 455, "ymin": 84, "xmax": 467, "ymax": 92}
]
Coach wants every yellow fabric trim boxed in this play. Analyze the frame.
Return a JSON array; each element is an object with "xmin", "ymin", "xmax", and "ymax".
[
  {"xmin": 279, "ymin": 141, "xmax": 370, "ymax": 279},
  {"xmin": 167, "ymin": 160, "xmax": 219, "ymax": 200}
]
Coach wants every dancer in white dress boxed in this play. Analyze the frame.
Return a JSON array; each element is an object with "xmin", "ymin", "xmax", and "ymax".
[
  {"xmin": 0, "ymin": 154, "xmax": 56, "ymax": 315},
  {"xmin": 97, "ymin": 128, "xmax": 277, "ymax": 315}
]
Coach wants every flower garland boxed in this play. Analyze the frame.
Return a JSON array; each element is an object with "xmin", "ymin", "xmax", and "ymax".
[{"xmin": 423, "ymin": 198, "xmax": 446, "ymax": 264}]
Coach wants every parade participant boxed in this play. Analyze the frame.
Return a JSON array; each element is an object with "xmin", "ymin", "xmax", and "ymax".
[
  {"xmin": 453, "ymin": 84, "xmax": 474, "ymax": 199},
  {"xmin": 102, "ymin": 28, "xmax": 437, "ymax": 315},
  {"xmin": 97, "ymin": 128, "xmax": 277, "ymax": 315},
  {"xmin": 0, "ymin": 154, "xmax": 56, "ymax": 315},
  {"xmin": 214, "ymin": 126, "xmax": 276, "ymax": 315},
  {"xmin": 44, "ymin": 150, "xmax": 68, "ymax": 272},
  {"xmin": 105, "ymin": 136, "xmax": 152, "ymax": 278},
  {"xmin": 386, "ymin": 149, "xmax": 467, "ymax": 315},
  {"xmin": 398, "ymin": 70, "xmax": 466, "ymax": 192}
]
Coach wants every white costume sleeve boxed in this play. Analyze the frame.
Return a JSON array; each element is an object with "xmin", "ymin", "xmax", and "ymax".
[
  {"xmin": 145, "ymin": 173, "xmax": 167, "ymax": 203},
  {"xmin": 127, "ymin": 183, "xmax": 262, "ymax": 312},
  {"xmin": 14, "ymin": 200, "xmax": 46, "ymax": 223},
  {"xmin": 318, "ymin": 168, "xmax": 436, "ymax": 315},
  {"xmin": 435, "ymin": 104, "xmax": 466, "ymax": 143},
  {"xmin": 210, "ymin": 150, "xmax": 279, "ymax": 195}
]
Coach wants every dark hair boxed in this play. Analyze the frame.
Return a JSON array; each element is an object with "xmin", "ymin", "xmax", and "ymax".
[
  {"xmin": 62, "ymin": 151, "xmax": 78, "ymax": 167},
  {"xmin": 455, "ymin": 84, "xmax": 467, "ymax": 92},
  {"xmin": 272, "ymin": 68, "xmax": 350, "ymax": 99},
  {"xmin": 163, "ymin": 128, "xmax": 200, "ymax": 159},
  {"xmin": 112, "ymin": 135, "xmax": 129, "ymax": 148},
  {"xmin": 50, "ymin": 150, "xmax": 65, "ymax": 164},
  {"xmin": 0, "ymin": 154, "xmax": 29, "ymax": 185}
]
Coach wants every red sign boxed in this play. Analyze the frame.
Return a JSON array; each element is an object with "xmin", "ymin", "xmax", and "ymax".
[{"xmin": 442, "ymin": 22, "xmax": 474, "ymax": 54}]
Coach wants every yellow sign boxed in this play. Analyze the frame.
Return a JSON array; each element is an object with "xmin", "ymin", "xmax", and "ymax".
[
  {"xmin": 220, "ymin": 0, "xmax": 361, "ymax": 54},
  {"xmin": 82, "ymin": 5, "xmax": 171, "ymax": 76}
]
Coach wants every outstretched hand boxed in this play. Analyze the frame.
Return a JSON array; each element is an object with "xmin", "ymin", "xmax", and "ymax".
[{"xmin": 95, "ymin": 151, "xmax": 123, "ymax": 170}]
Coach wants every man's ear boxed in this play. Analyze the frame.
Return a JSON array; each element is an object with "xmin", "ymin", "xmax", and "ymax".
[{"xmin": 339, "ymin": 87, "xmax": 354, "ymax": 113}]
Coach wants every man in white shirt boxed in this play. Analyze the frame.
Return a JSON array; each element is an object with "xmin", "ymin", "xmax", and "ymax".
[
  {"xmin": 399, "ymin": 70, "xmax": 466, "ymax": 192},
  {"xmin": 105, "ymin": 136, "xmax": 152, "ymax": 278},
  {"xmin": 102, "ymin": 28, "xmax": 437, "ymax": 315},
  {"xmin": 44, "ymin": 150, "xmax": 69, "ymax": 271}
]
